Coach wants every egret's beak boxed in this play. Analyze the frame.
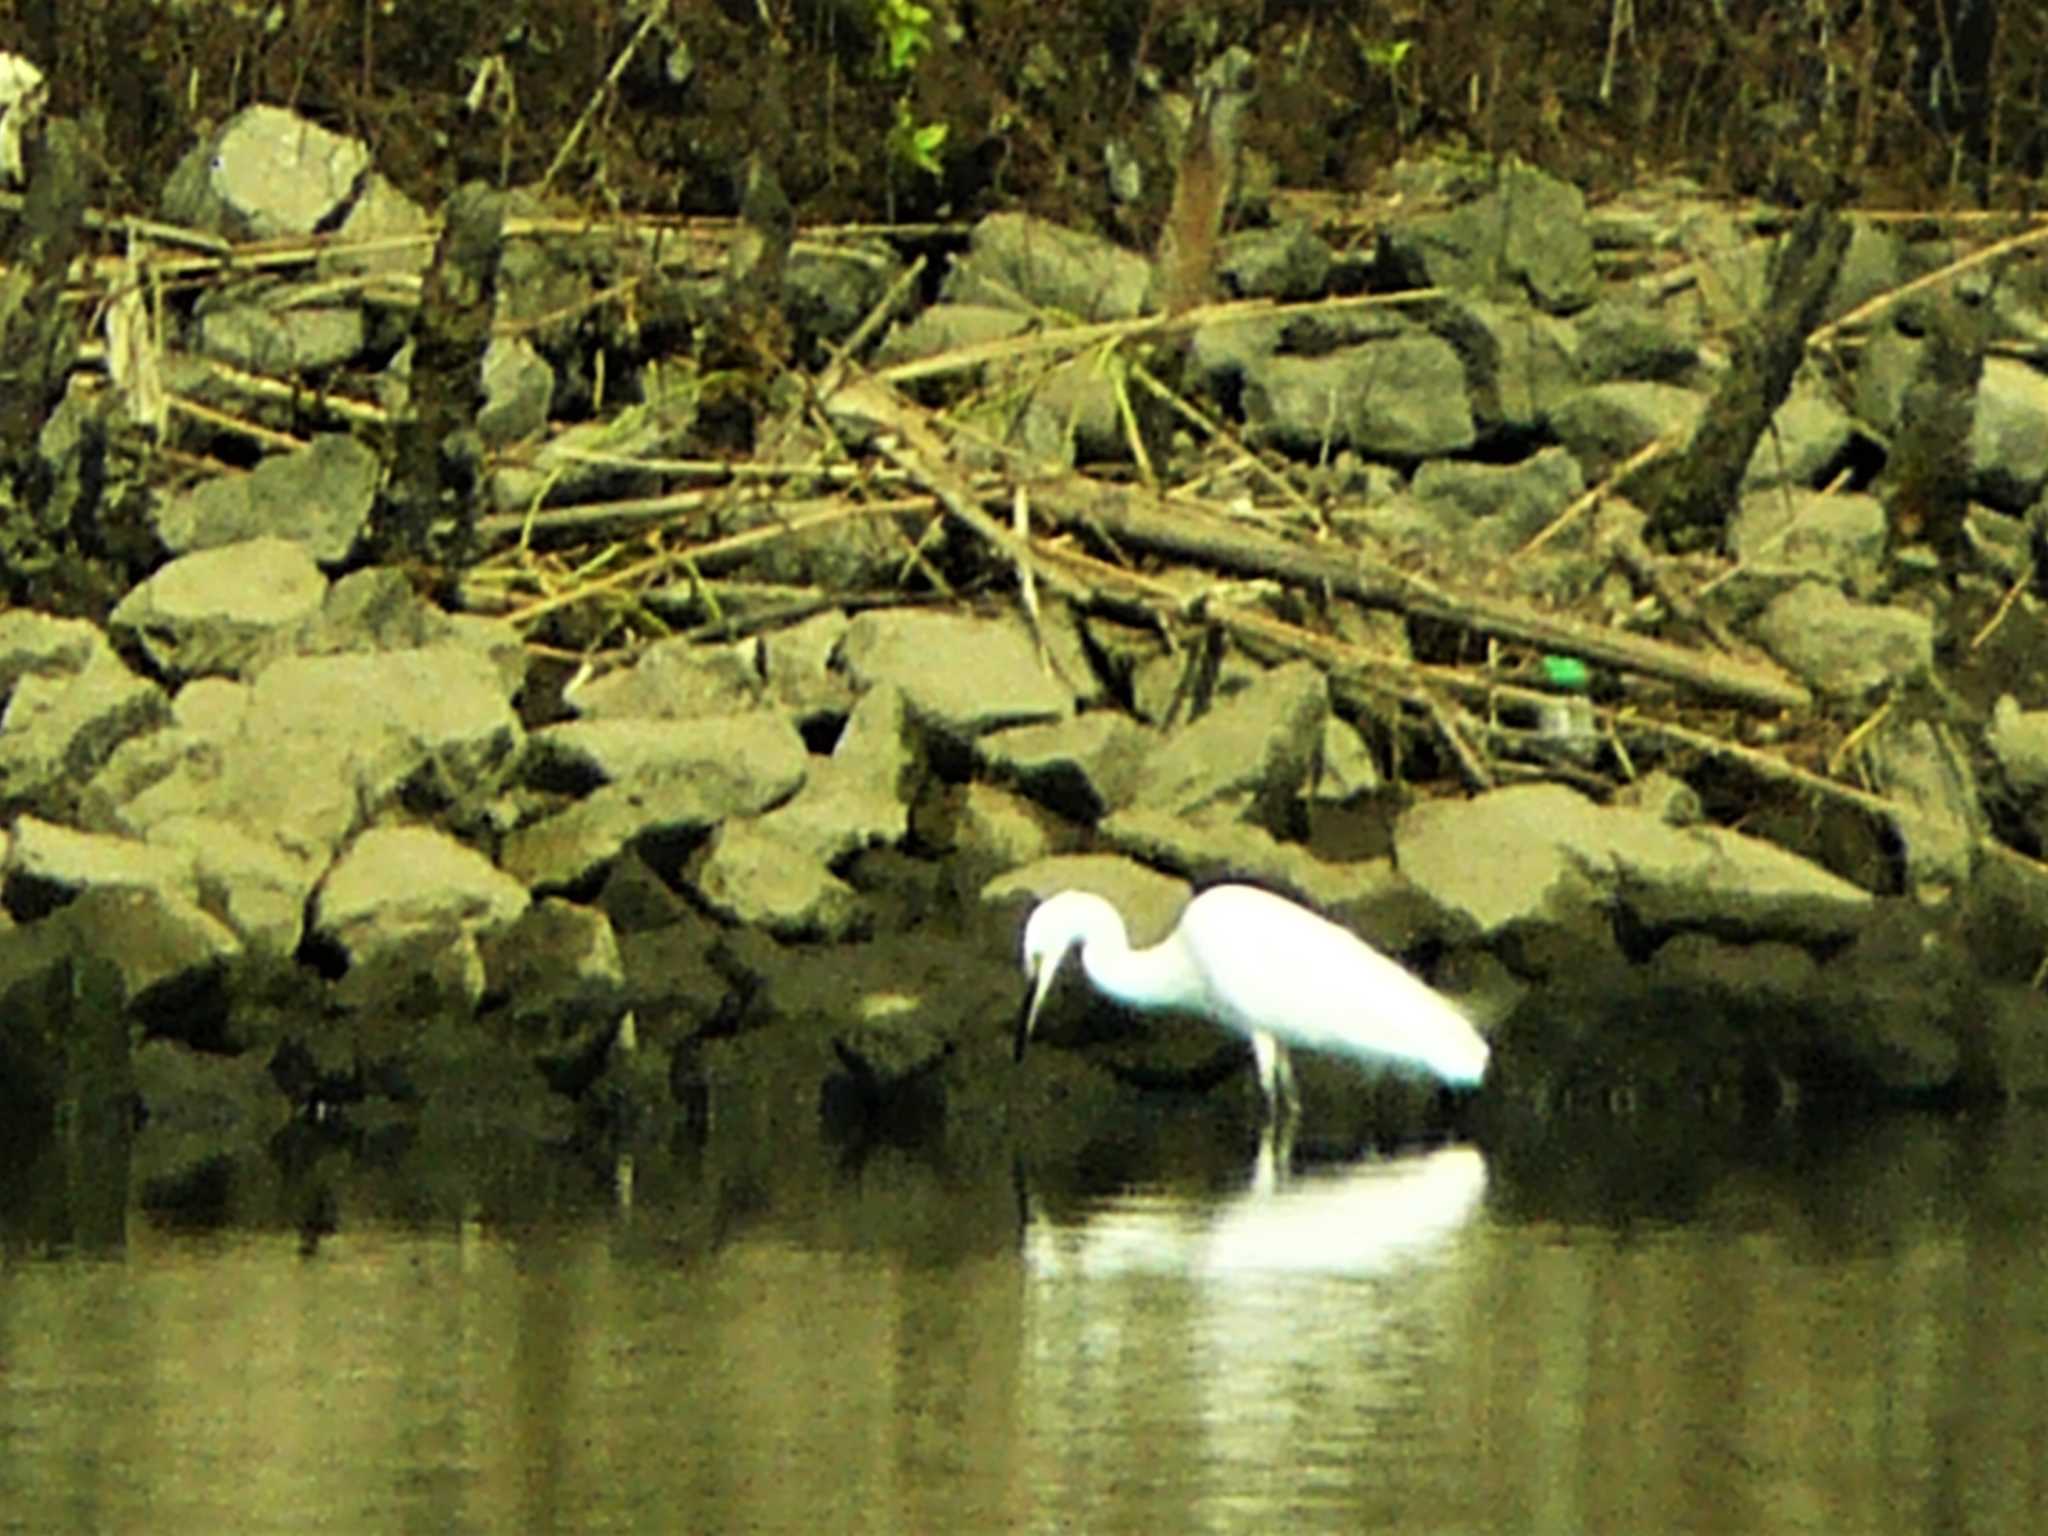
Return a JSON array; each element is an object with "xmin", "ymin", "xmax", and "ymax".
[{"xmin": 1015, "ymin": 953, "xmax": 1056, "ymax": 1063}]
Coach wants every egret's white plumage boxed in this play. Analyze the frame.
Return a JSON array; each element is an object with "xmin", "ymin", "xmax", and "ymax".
[{"xmin": 1016, "ymin": 884, "xmax": 1489, "ymax": 1116}]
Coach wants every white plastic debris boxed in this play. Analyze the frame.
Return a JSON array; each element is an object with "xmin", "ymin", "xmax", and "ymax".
[{"xmin": 0, "ymin": 53, "xmax": 47, "ymax": 184}]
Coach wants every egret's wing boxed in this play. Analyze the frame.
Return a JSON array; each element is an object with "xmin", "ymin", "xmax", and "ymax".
[{"xmin": 1179, "ymin": 886, "xmax": 1488, "ymax": 1084}]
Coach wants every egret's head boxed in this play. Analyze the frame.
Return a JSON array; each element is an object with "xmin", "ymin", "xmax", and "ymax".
[{"xmin": 1015, "ymin": 890, "xmax": 1123, "ymax": 1063}]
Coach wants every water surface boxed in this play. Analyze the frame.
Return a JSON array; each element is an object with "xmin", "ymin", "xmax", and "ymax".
[{"xmin": 3, "ymin": 1104, "xmax": 2044, "ymax": 1534}]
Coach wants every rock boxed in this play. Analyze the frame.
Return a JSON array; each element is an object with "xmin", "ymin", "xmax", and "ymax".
[
  {"xmin": 1396, "ymin": 784, "xmax": 1614, "ymax": 942},
  {"xmin": 1412, "ymin": 447, "xmax": 1585, "ymax": 553},
  {"xmin": 195, "ymin": 302, "xmax": 367, "ymax": 375},
  {"xmin": 1216, "ymin": 220, "xmax": 1333, "ymax": 300},
  {"xmin": 0, "ymin": 649, "xmax": 169, "ymax": 818},
  {"xmin": 166, "ymin": 104, "xmax": 370, "ymax": 238},
  {"xmin": 1725, "ymin": 490, "xmax": 1887, "ymax": 599},
  {"xmin": 1550, "ymin": 381, "xmax": 1705, "ymax": 476},
  {"xmin": 313, "ymin": 825, "xmax": 530, "ymax": 965},
  {"xmin": 479, "ymin": 897, "xmax": 625, "ymax": 1033},
  {"xmin": 926, "ymin": 782, "xmax": 1077, "ymax": 884},
  {"xmin": 838, "ymin": 610, "xmax": 1071, "ymax": 740},
  {"xmin": 110, "ymin": 537, "xmax": 329, "ymax": 681},
  {"xmin": 1753, "ymin": 582, "xmax": 1934, "ymax": 700},
  {"xmin": 1014, "ymin": 354, "xmax": 1126, "ymax": 468},
  {"xmin": 4, "ymin": 816, "xmax": 196, "ymax": 917},
  {"xmin": 47, "ymin": 884, "xmax": 241, "ymax": 1037},
  {"xmin": 762, "ymin": 609, "xmax": 855, "ymax": 723},
  {"xmin": 875, "ymin": 302, "xmax": 1035, "ymax": 373},
  {"xmin": 1744, "ymin": 365, "xmax": 1857, "ymax": 490},
  {"xmin": 1379, "ymin": 162, "xmax": 1597, "ymax": 312},
  {"xmin": 1427, "ymin": 298, "xmax": 1582, "ymax": 439},
  {"xmin": 503, "ymin": 712, "xmax": 808, "ymax": 891},
  {"xmin": 152, "ymin": 434, "xmax": 379, "ymax": 564},
  {"xmin": 943, "ymin": 211, "xmax": 1152, "ymax": 321},
  {"xmin": 1098, "ymin": 806, "xmax": 1362, "ymax": 917},
  {"xmin": 1131, "ymin": 660, "xmax": 1327, "ymax": 835},
  {"xmin": 982, "ymin": 854, "xmax": 1189, "ymax": 947},
  {"xmin": 1989, "ymin": 695, "xmax": 2048, "ymax": 795},
  {"xmin": 567, "ymin": 635, "xmax": 764, "ymax": 720},
  {"xmin": 1315, "ymin": 717, "xmax": 1383, "ymax": 801},
  {"xmin": 146, "ymin": 814, "xmax": 320, "ymax": 958},
  {"xmin": 1612, "ymin": 817, "xmax": 1877, "ymax": 942},
  {"xmin": 1396, "ymin": 783, "xmax": 1874, "ymax": 948},
  {"xmin": 749, "ymin": 684, "xmax": 919, "ymax": 864},
  {"xmin": 1861, "ymin": 716, "xmax": 1982, "ymax": 894},
  {"xmin": 693, "ymin": 817, "xmax": 862, "ymax": 939},
  {"xmin": 1243, "ymin": 336, "xmax": 1477, "ymax": 459},
  {"xmin": 1970, "ymin": 355, "xmax": 2048, "ymax": 512},
  {"xmin": 979, "ymin": 711, "xmax": 1155, "ymax": 822}
]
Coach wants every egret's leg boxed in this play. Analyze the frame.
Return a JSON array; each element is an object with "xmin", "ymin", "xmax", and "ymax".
[
  {"xmin": 1250, "ymin": 1030, "xmax": 1280, "ymax": 1114},
  {"xmin": 1273, "ymin": 1041, "xmax": 1300, "ymax": 1119},
  {"xmin": 1249, "ymin": 1032, "xmax": 1300, "ymax": 1122}
]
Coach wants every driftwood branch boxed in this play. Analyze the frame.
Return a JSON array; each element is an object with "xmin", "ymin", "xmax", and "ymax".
[{"xmin": 1022, "ymin": 477, "xmax": 1811, "ymax": 713}]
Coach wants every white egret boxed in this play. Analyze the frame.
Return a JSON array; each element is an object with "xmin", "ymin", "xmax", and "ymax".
[{"xmin": 1015, "ymin": 884, "xmax": 1490, "ymax": 1118}]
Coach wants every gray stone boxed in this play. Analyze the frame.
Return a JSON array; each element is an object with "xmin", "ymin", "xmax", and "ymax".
[
  {"xmin": 567, "ymin": 635, "xmax": 763, "ymax": 720},
  {"xmin": 932, "ymin": 782, "xmax": 1077, "ymax": 879},
  {"xmin": 502, "ymin": 713, "xmax": 808, "ymax": 891},
  {"xmin": 320, "ymin": 172, "xmax": 431, "ymax": 279},
  {"xmin": 875, "ymin": 302, "xmax": 1035, "ymax": 372},
  {"xmin": 981, "ymin": 853, "xmax": 1190, "ymax": 948},
  {"xmin": 1396, "ymin": 782, "xmax": 1873, "ymax": 946},
  {"xmin": 1098, "ymin": 807, "xmax": 1367, "ymax": 919},
  {"xmin": 477, "ymin": 336, "xmax": 554, "ymax": 446},
  {"xmin": 171, "ymin": 104, "xmax": 369, "ymax": 238},
  {"xmin": 943, "ymin": 211, "xmax": 1152, "ymax": 321},
  {"xmin": 4, "ymin": 815, "xmax": 196, "ymax": 911},
  {"xmin": 146, "ymin": 813, "xmax": 319, "ymax": 958},
  {"xmin": 111, "ymin": 537, "xmax": 329, "ymax": 681},
  {"xmin": 0, "ymin": 650, "xmax": 169, "ymax": 815},
  {"xmin": 979, "ymin": 711, "xmax": 1155, "ymax": 822},
  {"xmin": 1216, "ymin": 221, "xmax": 1333, "ymax": 300},
  {"xmin": 1379, "ymin": 163, "xmax": 1597, "ymax": 313},
  {"xmin": 1132, "ymin": 660, "xmax": 1327, "ymax": 834},
  {"xmin": 314, "ymin": 825, "xmax": 529, "ymax": 963},
  {"xmin": 693, "ymin": 817, "xmax": 862, "ymax": 939},
  {"xmin": 749, "ymin": 685, "xmax": 917, "ymax": 865},
  {"xmin": 1970, "ymin": 355, "xmax": 2048, "ymax": 512},
  {"xmin": 1550, "ymin": 381, "xmax": 1705, "ymax": 477},
  {"xmin": 0, "ymin": 610, "xmax": 110, "ymax": 692},
  {"xmin": 1412, "ymin": 447, "xmax": 1585, "ymax": 552},
  {"xmin": 1396, "ymin": 784, "xmax": 1614, "ymax": 940},
  {"xmin": 108, "ymin": 643, "xmax": 523, "ymax": 866},
  {"xmin": 1727, "ymin": 490, "xmax": 1887, "ymax": 597},
  {"xmin": 1014, "ymin": 355, "xmax": 1126, "ymax": 468},
  {"xmin": 1744, "ymin": 367, "xmax": 1857, "ymax": 491},
  {"xmin": 1753, "ymin": 582, "xmax": 1934, "ymax": 700},
  {"xmin": 839, "ymin": 610, "xmax": 1071, "ymax": 739},
  {"xmin": 153, "ymin": 434, "xmax": 379, "ymax": 564},
  {"xmin": 1861, "ymin": 717, "xmax": 1982, "ymax": 894},
  {"xmin": 1990, "ymin": 695, "xmax": 2048, "ymax": 796},
  {"xmin": 1572, "ymin": 295, "xmax": 1701, "ymax": 383},
  {"xmin": 195, "ymin": 301, "xmax": 367, "ymax": 374},
  {"xmin": 762, "ymin": 609, "xmax": 854, "ymax": 721},
  {"xmin": 1428, "ymin": 298, "xmax": 1582, "ymax": 438},
  {"xmin": 1243, "ymin": 337, "xmax": 1476, "ymax": 459}
]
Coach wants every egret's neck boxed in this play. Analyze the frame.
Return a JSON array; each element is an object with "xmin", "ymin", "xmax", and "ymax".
[{"xmin": 1081, "ymin": 929, "xmax": 1203, "ymax": 1016}]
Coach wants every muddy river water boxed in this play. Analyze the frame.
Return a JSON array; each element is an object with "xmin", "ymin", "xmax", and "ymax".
[{"xmin": 2, "ymin": 1100, "xmax": 2042, "ymax": 1534}]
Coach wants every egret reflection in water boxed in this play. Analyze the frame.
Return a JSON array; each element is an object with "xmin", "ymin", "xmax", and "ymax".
[{"xmin": 1024, "ymin": 1143, "xmax": 1488, "ymax": 1283}]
